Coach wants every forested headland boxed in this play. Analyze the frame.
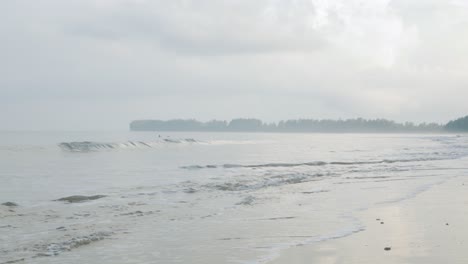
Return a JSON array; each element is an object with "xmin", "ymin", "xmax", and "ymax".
[{"xmin": 129, "ymin": 117, "xmax": 455, "ymax": 133}]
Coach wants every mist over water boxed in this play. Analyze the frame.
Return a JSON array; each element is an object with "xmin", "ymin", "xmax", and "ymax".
[{"xmin": 2, "ymin": 131, "xmax": 468, "ymax": 263}]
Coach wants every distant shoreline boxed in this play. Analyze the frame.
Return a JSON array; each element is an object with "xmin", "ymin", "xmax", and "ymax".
[
  {"xmin": 130, "ymin": 130, "xmax": 457, "ymax": 134},
  {"xmin": 129, "ymin": 117, "xmax": 468, "ymax": 133}
]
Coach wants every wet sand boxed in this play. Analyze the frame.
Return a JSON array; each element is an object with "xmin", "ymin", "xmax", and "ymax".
[{"xmin": 269, "ymin": 175, "xmax": 468, "ymax": 264}]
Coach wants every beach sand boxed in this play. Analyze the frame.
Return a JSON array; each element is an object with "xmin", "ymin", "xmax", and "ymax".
[{"xmin": 269, "ymin": 175, "xmax": 468, "ymax": 264}]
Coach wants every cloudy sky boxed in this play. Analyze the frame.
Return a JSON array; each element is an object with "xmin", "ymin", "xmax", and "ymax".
[{"xmin": 2, "ymin": 0, "xmax": 468, "ymax": 130}]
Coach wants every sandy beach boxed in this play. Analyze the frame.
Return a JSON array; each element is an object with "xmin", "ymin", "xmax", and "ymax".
[{"xmin": 270, "ymin": 175, "xmax": 468, "ymax": 264}]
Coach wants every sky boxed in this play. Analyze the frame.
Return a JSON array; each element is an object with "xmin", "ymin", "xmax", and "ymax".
[{"xmin": 1, "ymin": 0, "xmax": 468, "ymax": 130}]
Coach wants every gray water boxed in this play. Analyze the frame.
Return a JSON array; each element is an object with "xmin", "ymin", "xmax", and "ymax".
[{"xmin": 1, "ymin": 132, "xmax": 468, "ymax": 263}]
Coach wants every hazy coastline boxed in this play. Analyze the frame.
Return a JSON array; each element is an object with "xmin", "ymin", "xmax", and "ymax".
[{"xmin": 130, "ymin": 116, "xmax": 468, "ymax": 133}]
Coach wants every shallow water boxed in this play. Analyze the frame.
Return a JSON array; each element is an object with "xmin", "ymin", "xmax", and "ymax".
[{"xmin": 1, "ymin": 132, "xmax": 468, "ymax": 263}]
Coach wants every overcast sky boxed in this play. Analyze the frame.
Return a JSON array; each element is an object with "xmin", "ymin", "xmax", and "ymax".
[{"xmin": 2, "ymin": 0, "xmax": 468, "ymax": 130}]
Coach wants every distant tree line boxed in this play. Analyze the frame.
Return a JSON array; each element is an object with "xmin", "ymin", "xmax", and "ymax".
[
  {"xmin": 130, "ymin": 118, "xmax": 448, "ymax": 133},
  {"xmin": 445, "ymin": 116, "xmax": 468, "ymax": 132}
]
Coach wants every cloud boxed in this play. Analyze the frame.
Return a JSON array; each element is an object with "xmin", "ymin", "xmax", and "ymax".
[
  {"xmin": 59, "ymin": 0, "xmax": 326, "ymax": 55},
  {"xmin": 1, "ymin": 0, "xmax": 468, "ymax": 129}
]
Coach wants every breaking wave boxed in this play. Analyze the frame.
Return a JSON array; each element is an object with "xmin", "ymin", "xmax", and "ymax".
[
  {"xmin": 202, "ymin": 172, "xmax": 335, "ymax": 192},
  {"xmin": 181, "ymin": 157, "xmax": 452, "ymax": 170},
  {"xmin": 34, "ymin": 231, "xmax": 113, "ymax": 257},
  {"xmin": 58, "ymin": 138, "xmax": 199, "ymax": 152}
]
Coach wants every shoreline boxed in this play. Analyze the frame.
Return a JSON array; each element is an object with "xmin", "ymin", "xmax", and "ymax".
[{"xmin": 268, "ymin": 175, "xmax": 468, "ymax": 264}]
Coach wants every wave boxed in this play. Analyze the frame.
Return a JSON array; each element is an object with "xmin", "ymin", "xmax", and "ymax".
[
  {"xmin": 38, "ymin": 231, "xmax": 113, "ymax": 257},
  {"xmin": 181, "ymin": 157, "xmax": 452, "ymax": 170},
  {"xmin": 58, "ymin": 138, "xmax": 199, "ymax": 152},
  {"xmin": 202, "ymin": 172, "xmax": 333, "ymax": 192}
]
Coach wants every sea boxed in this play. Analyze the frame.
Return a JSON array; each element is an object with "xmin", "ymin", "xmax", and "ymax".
[{"xmin": 1, "ymin": 131, "xmax": 468, "ymax": 263}]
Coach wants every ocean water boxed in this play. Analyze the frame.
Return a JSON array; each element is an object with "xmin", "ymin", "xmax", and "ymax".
[{"xmin": 1, "ymin": 131, "xmax": 468, "ymax": 263}]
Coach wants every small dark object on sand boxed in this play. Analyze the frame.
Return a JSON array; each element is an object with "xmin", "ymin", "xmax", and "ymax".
[
  {"xmin": 384, "ymin": 247, "xmax": 391, "ymax": 251},
  {"xmin": 376, "ymin": 218, "xmax": 381, "ymax": 221},
  {"xmin": 446, "ymin": 223, "xmax": 449, "ymax": 226},
  {"xmin": 55, "ymin": 195, "xmax": 106, "ymax": 203},
  {"xmin": 2, "ymin": 202, "xmax": 18, "ymax": 207},
  {"xmin": 381, "ymin": 222, "xmax": 384, "ymax": 224}
]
